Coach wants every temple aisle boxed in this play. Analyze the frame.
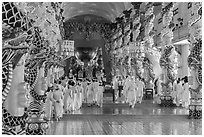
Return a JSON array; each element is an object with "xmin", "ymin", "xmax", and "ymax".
[
  {"xmin": 64, "ymin": 100, "xmax": 189, "ymax": 115},
  {"xmin": 46, "ymin": 101, "xmax": 201, "ymax": 135}
]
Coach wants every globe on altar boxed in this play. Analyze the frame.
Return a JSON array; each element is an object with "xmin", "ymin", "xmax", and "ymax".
[{"xmin": 75, "ymin": 47, "xmax": 97, "ymax": 62}]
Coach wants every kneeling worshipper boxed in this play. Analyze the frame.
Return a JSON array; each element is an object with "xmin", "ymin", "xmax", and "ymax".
[{"xmin": 53, "ymin": 82, "xmax": 64, "ymax": 121}]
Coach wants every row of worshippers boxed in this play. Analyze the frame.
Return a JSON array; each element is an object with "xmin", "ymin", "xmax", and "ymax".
[
  {"xmin": 113, "ymin": 74, "xmax": 190, "ymax": 108},
  {"xmin": 113, "ymin": 75, "xmax": 145, "ymax": 108},
  {"xmin": 44, "ymin": 76, "xmax": 104, "ymax": 121},
  {"xmin": 172, "ymin": 76, "xmax": 190, "ymax": 108},
  {"xmin": 153, "ymin": 76, "xmax": 190, "ymax": 108}
]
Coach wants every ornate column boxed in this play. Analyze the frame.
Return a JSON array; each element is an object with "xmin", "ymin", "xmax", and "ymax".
[
  {"xmin": 159, "ymin": 2, "xmax": 175, "ymax": 106},
  {"xmin": 130, "ymin": 2, "xmax": 142, "ymax": 79},
  {"xmin": 188, "ymin": 2, "xmax": 202, "ymax": 119},
  {"xmin": 2, "ymin": 2, "xmax": 32, "ymax": 134},
  {"xmin": 143, "ymin": 2, "xmax": 155, "ymax": 89},
  {"xmin": 181, "ymin": 44, "xmax": 190, "ymax": 78}
]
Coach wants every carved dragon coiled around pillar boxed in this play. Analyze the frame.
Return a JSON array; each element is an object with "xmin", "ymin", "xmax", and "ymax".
[
  {"xmin": 159, "ymin": 45, "xmax": 176, "ymax": 83},
  {"xmin": 2, "ymin": 2, "xmax": 33, "ymax": 134},
  {"xmin": 188, "ymin": 38, "xmax": 202, "ymax": 85}
]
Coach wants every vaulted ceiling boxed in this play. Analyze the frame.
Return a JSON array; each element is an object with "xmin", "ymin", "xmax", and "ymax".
[{"xmin": 62, "ymin": 2, "xmax": 132, "ymax": 22}]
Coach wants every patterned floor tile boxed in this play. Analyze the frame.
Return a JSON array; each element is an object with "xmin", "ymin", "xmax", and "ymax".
[{"xmin": 46, "ymin": 101, "xmax": 202, "ymax": 135}]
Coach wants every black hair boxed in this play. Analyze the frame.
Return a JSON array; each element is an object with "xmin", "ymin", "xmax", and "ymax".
[
  {"xmin": 184, "ymin": 78, "xmax": 188, "ymax": 83},
  {"xmin": 68, "ymin": 80, "xmax": 75, "ymax": 86}
]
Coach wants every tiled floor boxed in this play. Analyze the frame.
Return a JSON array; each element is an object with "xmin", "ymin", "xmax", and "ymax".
[
  {"xmin": 46, "ymin": 100, "xmax": 202, "ymax": 135},
  {"xmin": 67, "ymin": 100, "xmax": 189, "ymax": 115}
]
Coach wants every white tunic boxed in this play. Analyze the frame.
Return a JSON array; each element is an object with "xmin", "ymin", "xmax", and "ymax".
[
  {"xmin": 63, "ymin": 85, "xmax": 72, "ymax": 112},
  {"xmin": 93, "ymin": 81, "xmax": 99, "ymax": 102},
  {"xmin": 176, "ymin": 82, "xmax": 183, "ymax": 101},
  {"xmin": 125, "ymin": 79, "xmax": 137, "ymax": 104},
  {"xmin": 136, "ymin": 80, "xmax": 145, "ymax": 97},
  {"xmin": 87, "ymin": 83, "xmax": 94, "ymax": 104},
  {"xmin": 123, "ymin": 77, "xmax": 130, "ymax": 99},
  {"xmin": 53, "ymin": 86, "xmax": 64, "ymax": 118},
  {"xmin": 76, "ymin": 84, "xmax": 83, "ymax": 109},
  {"xmin": 82, "ymin": 81, "xmax": 88, "ymax": 102},
  {"xmin": 181, "ymin": 83, "xmax": 190, "ymax": 106},
  {"xmin": 44, "ymin": 91, "xmax": 53, "ymax": 119}
]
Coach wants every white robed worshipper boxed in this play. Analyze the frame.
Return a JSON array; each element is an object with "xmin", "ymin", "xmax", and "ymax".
[
  {"xmin": 154, "ymin": 78, "xmax": 162, "ymax": 104},
  {"xmin": 112, "ymin": 75, "xmax": 119, "ymax": 101},
  {"xmin": 44, "ymin": 71, "xmax": 54, "ymax": 121},
  {"xmin": 82, "ymin": 79, "xmax": 88, "ymax": 103},
  {"xmin": 87, "ymin": 80, "xmax": 94, "ymax": 106},
  {"xmin": 96, "ymin": 78, "xmax": 104, "ymax": 107},
  {"xmin": 68, "ymin": 79, "xmax": 76, "ymax": 111},
  {"xmin": 172, "ymin": 79, "xmax": 178, "ymax": 104},
  {"xmin": 175, "ymin": 79, "xmax": 183, "ymax": 106},
  {"xmin": 136, "ymin": 78, "xmax": 145, "ymax": 104},
  {"xmin": 125, "ymin": 76, "xmax": 137, "ymax": 108},
  {"xmin": 44, "ymin": 86, "xmax": 54, "ymax": 121},
  {"xmin": 53, "ymin": 83, "xmax": 64, "ymax": 120},
  {"xmin": 92, "ymin": 78, "xmax": 99, "ymax": 105},
  {"xmin": 72, "ymin": 78, "xmax": 79, "ymax": 111},
  {"xmin": 75, "ymin": 80, "xmax": 83, "ymax": 109},
  {"xmin": 63, "ymin": 82, "xmax": 73, "ymax": 113},
  {"xmin": 123, "ymin": 76, "xmax": 131, "ymax": 102},
  {"xmin": 181, "ymin": 77, "xmax": 190, "ymax": 108}
]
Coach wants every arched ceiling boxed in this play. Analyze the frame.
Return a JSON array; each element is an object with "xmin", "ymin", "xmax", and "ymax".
[{"xmin": 62, "ymin": 2, "xmax": 132, "ymax": 22}]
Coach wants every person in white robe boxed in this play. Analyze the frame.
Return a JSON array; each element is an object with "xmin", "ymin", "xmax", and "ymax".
[
  {"xmin": 125, "ymin": 76, "xmax": 137, "ymax": 108},
  {"xmin": 82, "ymin": 79, "xmax": 88, "ymax": 103},
  {"xmin": 72, "ymin": 82, "xmax": 78, "ymax": 111},
  {"xmin": 92, "ymin": 78, "xmax": 99, "ymax": 105},
  {"xmin": 123, "ymin": 76, "xmax": 131, "ymax": 103},
  {"xmin": 112, "ymin": 76, "xmax": 119, "ymax": 101},
  {"xmin": 96, "ymin": 78, "xmax": 104, "ymax": 107},
  {"xmin": 44, "ymin": 86, "xmax": 54, "ymax": 121},
  {"xmin": 172, "ymin": 79, "xmax": 178, "ymax": 104},
  {"xmin": 181, "ymin": 77, "xmax": 190, "ymax": 108},
  {"xmin": 53, "ymin": 83, "xmax": 64, "ymax": 121},
  {"xmin": 136, "ymin": 78, "xmax": 145, "ymax": 104},
  {"xmin": 154, "ymin": 78, "xmax": 162, "ymax": 104},
  {"xmin": 87, "ymin": 80, "xmax": 94, "ymax": 106},
  {"xmin": 63, "ymin": 82, "xmax": 73, "ymax": 113},
  {"xmin": 68, "ymin": 80, "xmax": 76, "ymax": 111},
  {"xmin": 75, "ymin": 80, "xmax": 83, "ymax": 109},
  {"xmin": 175, "ymin": 79, "xmax": 183, "ymax": 106}
]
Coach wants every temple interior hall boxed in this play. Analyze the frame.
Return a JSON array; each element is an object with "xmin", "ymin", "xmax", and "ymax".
[{"xmin": 1, "ymin": 1, "xmax": 202, "ymax": 135}]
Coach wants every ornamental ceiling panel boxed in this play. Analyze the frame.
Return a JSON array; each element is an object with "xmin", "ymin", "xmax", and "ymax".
[{"xmin": 62, "ymin": 2, "xmax": 132, "ymax": 22}]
